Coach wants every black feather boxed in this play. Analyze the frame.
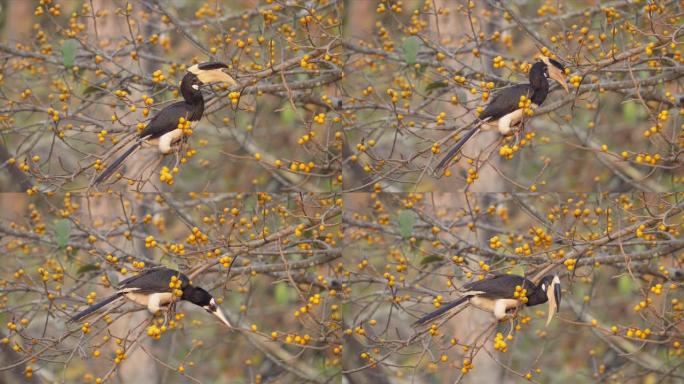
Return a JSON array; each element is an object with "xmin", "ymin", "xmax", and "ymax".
[
  {"xmin": 435, "ymin": 127, "xmax": 479, "ymax": 171},
  {"xmin": 69, "ymin": 293, "xmax": 122, "ymax": 322},
  {"xmin": 93, "ymin": 142, "xmax": 141, "ymax": 185},
  {"xmin": 413, "ymin": 296, "xmax": 470, "ymax": 326},
  {"xmin": 548, "ymin": 58, "xmax": 565, "ymax": 71},
  {"xmin": 197, "ymin": 62, "xmax": 228, "ymax": 70},
  {"xmin": 117, "ymin": 267, "xmax": 189, "ymax": 294},
  {"xmin": 463, "ymin": 275, "xmax": 535, "ymax": 299},
  {"xmin": 139, "ymin": 101, "xmax": 202, "ymax": 139}
]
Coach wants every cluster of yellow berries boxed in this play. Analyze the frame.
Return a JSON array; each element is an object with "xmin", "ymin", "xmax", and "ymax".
[
  {"xmin": 177, "ymin": 117, "xmax": 193, "ymax": 136},
  {"xmin": 563, "ymin": 258, "xmax": 577, "ymax": 271},
  {"xmin": 499, "ymin": 144, "xmax": 519, "ymax": 160},
  {"xmin": 513, "ymin": 285, "xmax": 528, "ymax": 303},
  {"xmin": 144, "ymin": 235, "xmax": 157, "ymax": 248},
  {"xmin": 299, "ymin": 54, "xmax": 316, "ymax": 70},
  {"xmin": 219, "ymin": 256, "xmax": 232, "ymax": 268},
  {"xmin": 168, "ymin": 243, "xmax": 186, "ymax": 255},
  {"xmin": 297, "ymin": 131, "xmax": 316, "ymax": 145},
  {"xmin": 633, "ymin": 297, "xmax": 652, "ymax": 312},
  {"xmin": 159, "ymin": 166, "xmax": 178, "ymax": 185},
  {"xmin": 650, "ymin": 284, "xmax": 663, "ymax": 295},
  {"xmin": 466, "ymin": 168, "xmax": 478, "ymax": 184},
  {"xmin": 431, "ymin": 295, "xmax": 444, "ymax": 308},
  {"xmin": 114, "ymin": 348, "xmax": 127, "ymax": 364},
  {"xmin": 186, "ymin": 226, "xmax": 208, "ymax": 245},
  {"xmin": 46, "ymin": 107, "xmax": 60, "ymax": 122},
  {"xmin": 489, "ymin": 235, "xmax": 503, "ymax": 249},
  {"xmin": 518, "ymin": 95, "xmax": 534, "ymax": 116},
  {"xmin": 289, "ymin": 160, "xmax": 316, "ymax": 173},
  {"xmin": 435, "ymin": 112, "xmax": 447, "ymax": 125},
  {"xmin": 20, "ymin": 89, "xmax": 32, "ymax": 99},
  {"xmin": 492, "ymin": 56, "xmax": 505, "ymax": 69},
  {"xmin": 570, "ymin": 75, "xmax": 582, "ymax": 88},
  {"xmin": 228, "ymin": 92, "xmax": 240, "ymax": 105},
  {"xmin": 313, "ymin": 113, "xmax": 326, "ymax": 124},
  {"xmin": 114, "ymin": 89, "xmax": 128, "ymax": 98},
  {"xmin": 643, "ymin": 123, "xmax": 663, "ymax": 138},
  {"xmin": 382, "ymin": 272, "xmax": 396, "ymax": 287},
  {"xmin": 147, "ymin": 324, "xmax": 167, "ymax": 340},
  {"xmin": 493, "ymin": 332, "xmax": 510, "ymax": 352},
  {"xmin": 461, "ymin": 358, "xmax": 474, "ymax": 374},
  {"xmin": 85, "ymin": 291, "xmax": 98, "ymax": 305},
  {"xmin": 169, "ymin": 275, "xmax": 184, "ymax": 297},
  {"xmin": 625, "ymin": 327, "xmax": 652, "ymax": 339}
]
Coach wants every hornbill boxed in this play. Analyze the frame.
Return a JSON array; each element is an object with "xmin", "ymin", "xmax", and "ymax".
[
  {"xmin": 93, "ymin": 62, "xmax": 237, "ymax": 185},
  {"xmin": 435, "ymin": 57, "xmax": 569, "ymax": 172},
  {"xmin": 69, "ymin": 267, "xmax": 231, "ymax": 327},
  {"xmin": 414, "ymin": 274, "xmax": 561, "ymax": 327}
]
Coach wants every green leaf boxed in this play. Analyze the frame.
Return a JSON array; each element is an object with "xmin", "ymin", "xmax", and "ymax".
[
  {"xmin": 402, "ymin": 36, "xmax": 420, "ymax": 66},
  {"xmin": 398, "ymin": 210, "xmax": 416, "ymax": 239},
  {"xmin": 425, "ymin": 80, "xmax": 448, "ymax": 93},
  {"xmin": 420, "ymin": 255, "xmax": 443, "ymax": 265},
  {"xmin": 106, "ymin": 272, "xmax": 119, "ymax": 286},
  {"xmin": 76, "ymin": 264, "xmax": 100, "ymax": 275},
  {"xmin": 509, "ymin": 266, "xmax": 525, "ymax": 277},
  {"xmin": 274, "ymin": 283, "xmax": 290, "ymax": 304},
  {"xmin": 159, "ymin": 258, "xmax": 179, "ymax": 271},
  {"xmin": 622, "ymin": 102, "xmax": 637, "ymax": 124},
  {"xmin": 281, "ymin": 103, "xmax": 296, "ymax": 125},
  {"xmin": 62, "ymin": 39, "xmax": 77, "ymax": 68},
  {"xmin": 617, "ymin": 275, "xmax": 633, "ymax": 295},
  {"xmin": 53, "ymin": 219, "xmax": 71, "ymax": 249}
]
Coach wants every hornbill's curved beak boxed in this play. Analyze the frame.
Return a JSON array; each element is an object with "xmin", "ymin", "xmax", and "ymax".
[
  {"xmin": 545, "ymin": 275, "xmax": 562, "ymax": 326},
  {"xmin": 204, "ymin": 298, "xmax": 232, "ymax": 328},
  {"xmin": 188, "ymin": 62, "xmax": 237, "ymax": 87},
  {"xmin": 547, "ymin": 64, "xmax": 569, "ymax": 93}
]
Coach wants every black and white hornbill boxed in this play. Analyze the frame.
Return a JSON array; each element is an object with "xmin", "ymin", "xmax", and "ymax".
[
  {"xmin": 69, "ymin": 267, "xmax": 231, "ymax": 327},
  {"xmin": 93, "ymin": 62, "xmax": 237, "ymax": 185},
  {"xmin": 435, "ymin": 56, "xmax": 569, "ymax": 172},
  {"xmin": 414, "ymin": 274, "xmax": 561, "ymax": 327}
]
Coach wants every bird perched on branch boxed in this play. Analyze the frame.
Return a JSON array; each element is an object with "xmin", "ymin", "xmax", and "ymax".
[
  {"xmin": 93, "ymin": 62, "xmax": 237, "ymax": 185},
  {"xmin": 435, "ymin": 56, "xmax": 569, "ymax": 172},
  {"xmin": 414, "ymin": 274, "xmax": 561, "ymax": 327},
  {"xmin": 69, "ymin": 267, "xmax": 231, "ymax": 327}
]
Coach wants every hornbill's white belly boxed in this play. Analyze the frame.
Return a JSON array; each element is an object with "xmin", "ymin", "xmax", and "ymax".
[
  {"xmin": 469, "ymin": 296, "xmax": 521, "ymax": 319},
  {"xmin": 145, "ymin": 120, "xmax": 197, "ymax": 154},
  {"xmin": 122, "ymin": 291, "xmax": 175, "ymax": 313},
  {"xmin": 481, "ymin": 103, "xmax": 539, "ymax": 135}
]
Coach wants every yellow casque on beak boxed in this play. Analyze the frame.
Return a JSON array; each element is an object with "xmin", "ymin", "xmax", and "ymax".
[
  {"xmin": 188, "ymin": 64, "xmax": 238, "ymax": 87},
  {"xmin": 548, "ymin": 65, "xmax": 569, "ymax": 93}
]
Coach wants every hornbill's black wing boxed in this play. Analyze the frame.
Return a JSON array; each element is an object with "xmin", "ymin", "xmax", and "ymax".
[
  {"xmin": 68, "ymin": 293, "xmax": 123, "ymax": 322},
  {"xmin": 116, "ymin": 268, "xmax": 189, "ymax": 293},
  {"xmin": 434, "ymin": 84, "xmax": 534, "ymax": 172},
  {"xmin": 139, "ymin": 101, "xmax": 199, "ymax": 139},
  {"xmin": 463, "ymin": 275, "xmax": 534, "ymax": 299},
  {"xmin": 479, "ymin": 84, "xmax": 533, "ymax": 121},
  {"xmin": 413, "ymin": 296, "xmax": 470, "ymax": 326}
]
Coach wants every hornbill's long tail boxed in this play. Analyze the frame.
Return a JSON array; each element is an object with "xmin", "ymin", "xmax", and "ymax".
[
  {"xmin": 93, "ymin": 142, "xmax": 141, "ymax": 185},
  {"xmin": 68, "ymin": 293, "xmax": 123, "ymax": 323},
  {"xmin": 434, "ymin": 128, "xmax": 479, "ymax": 172},
  {"xmin": 413, "ymin": 296, "xmax": 470, "ymax": 326}
]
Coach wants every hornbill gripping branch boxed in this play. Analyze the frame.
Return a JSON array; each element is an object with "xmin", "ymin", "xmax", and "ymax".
[
  {"xmin": 435, "ymin": 57, "xmax": 569, "ymax": 172},
  {"xmin": 414, "ymin": 274, "xmax": 561, "ymax": 327},
  {"xmin": 93, "ymin": 62, "xmax": 237, "ymax": 185},
  {"xmin": 69, "ymin": 267, "xmax": 231, "ymax": 328}
]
